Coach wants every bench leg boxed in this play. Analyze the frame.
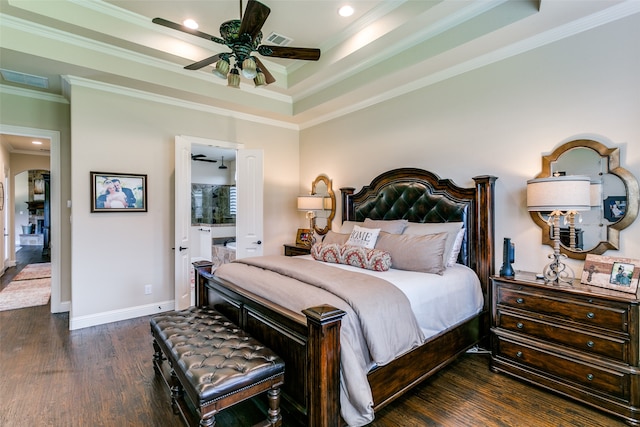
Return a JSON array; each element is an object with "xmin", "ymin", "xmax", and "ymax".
[
  {"xmin": 170, "ymin": 369, "xmax": 183, "ymax": 415},
  {"xmin": 199, "ymin": 415, "xmax": 216, "ymax": 427},
  {"xmin": 152, "ymin": 339, "xmax": 164, "ymax": 374},
  {"xmin": 267, "ymin": 387, "xmax": 282, "ymax": 427}
]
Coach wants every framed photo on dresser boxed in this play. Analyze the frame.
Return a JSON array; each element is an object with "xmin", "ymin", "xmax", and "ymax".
[{"xmin": 581, "ymin": 254, "xmax": 640, "ymax": 294}]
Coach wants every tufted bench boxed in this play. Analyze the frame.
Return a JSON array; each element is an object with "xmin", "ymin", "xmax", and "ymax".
[{"xmin": 150, "ymin": 307, "xmax": 285, "ymax": 427}]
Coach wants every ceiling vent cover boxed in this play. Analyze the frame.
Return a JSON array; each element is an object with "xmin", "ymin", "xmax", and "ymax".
[
  {"xmin": 0, "ymin": 69, "xmax": 49, "ymax": 89},
  {"xmin": 265, "ymin": 32, "xmax": 292, "ymax": 47}
]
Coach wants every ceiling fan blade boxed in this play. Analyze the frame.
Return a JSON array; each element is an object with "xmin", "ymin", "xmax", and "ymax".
[
  {"xmin": 254, "ymin": 57, "xmax": 276, "ymax": 84},
  {"xmin": 257, "ymin": 45, "xmax": 321, "ymax": 61},
  {"xmin": 152, "ymin": 17, "xmax": 225, "ymax": 44},
  {"xmin": 239, "ymin": 0, "xmax": 271, "ymax": 40},
  {"xmin": 192, "ymin": 154, "xmax": 206, "ymax": 158},
  {"xmin": 184, "ymin": 54, "xmax": 223, "ymax": 70}
]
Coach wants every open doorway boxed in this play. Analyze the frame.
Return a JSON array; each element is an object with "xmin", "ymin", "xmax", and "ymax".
[
  {"xmin": 0, "ymin": 124, "xmax": 63, "ymax": 313},
  {"xmin": 15, "ymin": 170, "xmax": 50, "ymax": 260}
]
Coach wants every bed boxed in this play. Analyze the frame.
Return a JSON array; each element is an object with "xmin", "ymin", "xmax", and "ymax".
[{"xmin": 197, "ymin": 168, "xmax": 497, "ymax": 426}]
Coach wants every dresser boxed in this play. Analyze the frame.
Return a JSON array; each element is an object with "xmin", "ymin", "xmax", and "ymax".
[{"xmin": 491, "ymin": 272, "xmax": 639, "ymax": 426}]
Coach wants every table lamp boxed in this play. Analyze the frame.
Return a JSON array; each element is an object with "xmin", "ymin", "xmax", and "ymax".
[
  {"xmin": 297, "ymin": 195, "xmax": 324, "ymax": 246},
  {"xmin": 527, "ymin": 175, "xmax": 591, "ymax": 284}
]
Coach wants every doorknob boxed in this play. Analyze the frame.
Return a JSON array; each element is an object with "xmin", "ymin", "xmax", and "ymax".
[
  {"xmin": 179, "ymin": 246, "xmax": 188, "ymax": 251},
  {"xmin": 252, "ymin": 240, "xmax": 262, "ymax": 245}
]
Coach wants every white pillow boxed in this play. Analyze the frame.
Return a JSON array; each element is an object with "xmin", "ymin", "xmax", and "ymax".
[
  {"xmin": 364, "ymin": 218, "xmax": 408, "ymax": 234},
  {"xmin": 403, "ymin": 222, "xmax": 464, "ymax": 266},
  {"xmin": 339, "ymin": 221, "xmax": 363, "ymax": 234},
  {"xmin": 346, "ymin": 225, "xmax": 380, "ymax": 249},
  {"xmin": 446, "ymin": 228, "xmax": 465, "ymax": 267}
]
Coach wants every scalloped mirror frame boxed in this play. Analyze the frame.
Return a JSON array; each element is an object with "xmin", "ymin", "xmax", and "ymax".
[
  {"xmin": 311, "ymin": 175, "xmax": 336, "ymax": 236},
  {"xmin": 530, "ymin": 139, "xmax": 639, "ymax": 259}
]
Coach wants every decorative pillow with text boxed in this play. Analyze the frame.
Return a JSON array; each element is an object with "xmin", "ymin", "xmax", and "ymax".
[{"xmin": 346, "ymin": 225, "xmax": 381, "ymax": 249}]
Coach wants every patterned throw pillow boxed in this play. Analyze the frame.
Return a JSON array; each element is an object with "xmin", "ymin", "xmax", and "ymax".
[{"xmin": 311, "ymin": 243, "xmax": 392, "ymax": 272}]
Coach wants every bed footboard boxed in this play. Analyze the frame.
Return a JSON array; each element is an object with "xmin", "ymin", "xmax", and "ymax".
[{"xmin": 199, "ymin": 269, "xmax": 345, "ymax": 427}]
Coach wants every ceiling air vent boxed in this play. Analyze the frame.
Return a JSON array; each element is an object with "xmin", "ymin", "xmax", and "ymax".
[
  {"xmin": 0, "ymin": 69, "xmax": 49, "ymax": 89},
  {"xmin": 265, "ymin": 32, "xmax": 292, "ymax": 47}
]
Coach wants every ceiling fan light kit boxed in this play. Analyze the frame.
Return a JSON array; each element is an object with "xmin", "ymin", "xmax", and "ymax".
[
  {"xmin": 153, "ymin": 0, "xmax": 320, "ymax": 88},
  {"xmin": 228, "ymin": 68, "xmax": 241, "ymax": 88}
]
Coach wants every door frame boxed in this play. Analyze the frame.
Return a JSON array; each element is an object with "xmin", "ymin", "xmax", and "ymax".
[
  {"xmin": 174, "ymin": 135, "xmax": 243, "ymax": 310},
  {"xmin": 0, "ymin": 124, "xmax": 63, "ymax": 312}
]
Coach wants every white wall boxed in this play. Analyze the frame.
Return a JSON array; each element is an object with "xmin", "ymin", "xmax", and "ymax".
[
  {"xmin": 300, "ymin": 13, "xmax": 640, "ymax": 276},
  {"xmin": 68, "ymin": 83, "xmax": 299, "ymax": 328}
]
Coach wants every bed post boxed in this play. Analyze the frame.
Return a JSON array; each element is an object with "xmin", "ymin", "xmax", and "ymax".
[
  {"xmin": 340, "ymin": 187, "xmax": 355, "ymax": 222},
  {"xmin": 302, "ymin": 305, "xmax": 346, "ymax": 427},
  {"xmin": 472, "ymin": 175, "xmax": 497, "ymax": 304}
]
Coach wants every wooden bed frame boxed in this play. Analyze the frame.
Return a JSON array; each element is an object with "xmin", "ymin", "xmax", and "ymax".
[{"xmin": 198, "ymin": 168, "xmax": 497, "ymax": 427}]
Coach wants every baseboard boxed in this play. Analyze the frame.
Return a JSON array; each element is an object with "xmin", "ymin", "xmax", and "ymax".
[
  {"xmin": 52, "ymin": 300, "xmax": 71, "ymax": 313},
  {"xmin": 69, "ymin": 300, "xmax": 175, "ymax": 330}
]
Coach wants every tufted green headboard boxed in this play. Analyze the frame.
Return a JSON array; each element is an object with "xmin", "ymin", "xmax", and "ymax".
[{"xmin": 341, "ymin": 168, "xmax": 497, "ymax": 292}]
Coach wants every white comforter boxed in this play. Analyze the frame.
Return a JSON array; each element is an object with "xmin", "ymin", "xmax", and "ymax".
[{"xmin": 298, "ymin": 255, "xmax": 485, "ymax": 338}]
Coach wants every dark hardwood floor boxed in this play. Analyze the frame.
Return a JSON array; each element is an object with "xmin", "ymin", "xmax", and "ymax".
[{"xmin": 0, "ymin": 250, "xmax": 626, "ymax": 426}]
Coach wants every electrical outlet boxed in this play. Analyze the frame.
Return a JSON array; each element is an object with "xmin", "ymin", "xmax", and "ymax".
[{"xmin": 144, "ymin": 284, "xmax": 152, "ymax": 295}]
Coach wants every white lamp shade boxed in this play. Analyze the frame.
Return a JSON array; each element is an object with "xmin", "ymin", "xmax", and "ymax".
[
  {"xmin": 590, "ymin": 182, "xmax": 603, "ymax": 206},
  {"xmin": 526, "ymin": 175, "xmax": 591, "ymax": 211},
  {"xmin": 297, "ymin": 195, "xmax": 324, "ymax": 211}
]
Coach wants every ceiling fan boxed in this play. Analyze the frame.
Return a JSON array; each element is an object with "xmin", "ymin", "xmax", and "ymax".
[
  {"xmin": 191, "ymin": 154, "xmax": 217, "ymax": 163},
  {"xmin": 219, "ymin": 156, "xmax": 228, "ymax": 169},
  {"xmin": 152, "ymin": 0, "xmax": 321, "ymax": 86}
]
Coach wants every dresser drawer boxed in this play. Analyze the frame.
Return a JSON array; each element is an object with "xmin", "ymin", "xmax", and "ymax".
[
  {"xmin": 497, "ymin": 311, "xmax": 628, "ymax": 362},
  {"xmin": 495, "ymin": 335, "xmax": 629, "ymax": 400},
  {"xmin": 497, "ymin": 286, "xmax": 629, "ymax": 333}
]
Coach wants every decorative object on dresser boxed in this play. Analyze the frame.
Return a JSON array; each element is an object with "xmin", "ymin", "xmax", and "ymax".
[
  {"xmin": 491, "ymin": 272, "xmax": 639, "ymax": 426},
  {"xmin": 526, "ymin": 175, "xmax": 591, "ymax": 284},
  {"xmin": 294, "ymin": 228, "xmax": 311, "ymax": 247},
  {"xmin": 283, "ymin": 243, "xmax": 311, "ymax": 257},
  {"xmin": 529, "ymin": 139, "xmax": 639, "ymax": 259},
  {"xmin": 581, "ymin": 254, "xmax": 640, "ymax": 294},
  {"xmin": 200, "ymin": 168, "xmax": 497, "ymax": 426}
]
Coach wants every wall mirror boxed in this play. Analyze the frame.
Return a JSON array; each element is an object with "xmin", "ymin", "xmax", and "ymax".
[
  {"xmin": 311, "ymin": 175, "xmax": 336, "ymax": 235},
  {"xmin": 530, "ymin": 139, "xmax": 639, "ymax": 259}
]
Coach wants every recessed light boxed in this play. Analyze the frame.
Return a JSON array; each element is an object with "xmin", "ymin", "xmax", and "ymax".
[
  {"xmin": 338, "ymin": 5, "xmax": 354, "ymax": 17},
  {"xmin": 32, "ymin": 141, "xmax": 43, "ymax": 145},
  {"xmin": 183, "ymin": 19, "xmax": 198, "ymax": 29}
]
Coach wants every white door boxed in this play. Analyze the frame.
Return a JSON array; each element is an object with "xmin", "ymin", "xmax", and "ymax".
[
  {"xmin": 174, "ymin": 137, "xmax": 263, "ymax": 309},
  {"xmin": 174, "ymin": 136, "xmax": 192, "ymax": 310},
  {"xmin": 235, "ymin": 150, "xmax": 264, "ymax": 259}
]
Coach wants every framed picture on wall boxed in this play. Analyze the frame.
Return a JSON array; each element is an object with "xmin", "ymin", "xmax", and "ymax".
[
  {"xmin": 91, "ymin": 172, "xmax": 147, "ymax": 212},
  {"xmin": 603, "ymin": 196, "xmax": 626, "ymax": 222},
  {"xmin": 581, "ymin": 254, "xmax": 640, "ymax": 294}
]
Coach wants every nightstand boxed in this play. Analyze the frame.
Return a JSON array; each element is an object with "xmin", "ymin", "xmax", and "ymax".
[
  {"xmin": 283, "ymin": 243, "xmax": 311, "ymax": 257},
  {"xmin": 491, "ymin": 272, "xmax": 639, "ymax": 425}
]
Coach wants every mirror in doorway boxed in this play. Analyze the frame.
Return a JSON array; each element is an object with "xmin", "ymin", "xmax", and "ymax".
[{"xmin": 191, "ymin": 184, "xmax": 236, "ymax": 225}]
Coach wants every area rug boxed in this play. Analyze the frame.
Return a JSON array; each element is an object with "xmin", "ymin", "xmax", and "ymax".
[
  {"xmin": 12, "ymin": 262, "xmax": 51, "ymax": 281},
  {"xmin": 0, "ymin": 278, "xmax": 51, "ymax": 311}
]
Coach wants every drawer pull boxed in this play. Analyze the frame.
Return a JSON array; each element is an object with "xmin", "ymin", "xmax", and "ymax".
[
  {"xmin": 516, "ymin": 298, "xmax": 524, "ymax": 304},
  {"xmin": 586, "ymin": 312, "xmax": 595, "ymax": 319},
  {"xmin": 516, "ymin": 322, "xmax": 524, "ymax": 329},
  {"xmin": 516, "ymin": 351, "xmax": 523, "ymax": 358},
  {"xmin": 586, "ymin": 373, "xmax": 594, "ymax": 381},
  {"xmin": 586, "ymin": 340, "xmax": 594, "ymax": 348}
]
